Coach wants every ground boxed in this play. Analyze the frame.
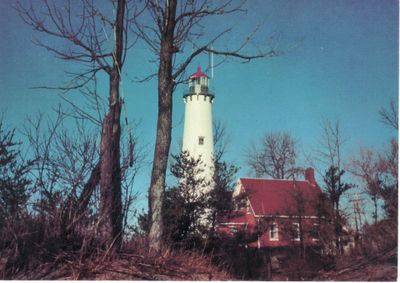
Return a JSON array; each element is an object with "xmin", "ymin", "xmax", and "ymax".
[
  {"xmin": 316, "ymin": 248, "xmax": 397, "ymax": 281},
  {"xmin": 3, "ymin": 250, "xmax": 231, "ymax": 280},
  {"xmin": 3, "ymin": 245, "xmax": 397, "ymax": 280}
]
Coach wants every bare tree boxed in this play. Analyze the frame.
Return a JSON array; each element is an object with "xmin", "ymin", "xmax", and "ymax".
[
  {"xmin": 213, "ymin": 120, "xmax": 231, "ymax": 164},
  {"xmin": 246, "ymin": 131, "xmax": 298, "ymax": 179},
  {"xmin": 316, "ymin": 120, "xmax": 353, "ymax": 255},
  {"xmin": 351, "ymin": 148, "xmax": 381, "ymax": 224},
  {"xmin": 377, "ymin": 139, "xmax": 398, "ymax": 221},
  {"xmin": 133, "ymin": 0, "xmax": 278, "ymax": 251},
  {"xmin": 22, "ymin": 111, "xmax": 100, "ymax": 240},
  {"xmin": 22, "ymin": 109, "xmax": 142, "ymax": 245},
  {"xmin": 211, "ymin": 121, "xmax": 238, "ymax": 231},
  {"xmin": 316, "ymin": 120, "xmax": 345, "ymax": 170},
  {"xmin": 379, "ymin": 99, "xmax": 398, "ymax": 131},
  {"xmin": 377, "ymin": 100, "xmax": 398, "ymax": 220},
  {"xmin": 16, "ymin": 0, "xmax": 141, "ymax": 251}
]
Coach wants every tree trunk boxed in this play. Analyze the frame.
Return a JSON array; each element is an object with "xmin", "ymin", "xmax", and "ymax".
[
  {"xmin": 99, "ymin": 70, "xmax": 123, "ymax": 251},
  {"xmin": 63, "ymin": 161, "xmax": 100, "ymax": 233},
  {"xmin": 334, "ymin": 201, "xmax": 341, "ymax": 255},
  {"xmin": 148, "ymin": 0, "xmax": 177, "ymax": 252},
  {"xmin": 373, "ymin": 195, "xmax": 378, "ymax": 224},
  {"xmin": 299, "ymin": 221, "xmax": 305, "ymax": 259},
  {"xmin": 98, "ymin": 0, "xmax": 125, "ymax": 252}
]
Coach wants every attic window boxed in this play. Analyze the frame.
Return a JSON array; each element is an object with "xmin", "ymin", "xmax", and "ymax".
[
  {"xmin": 198, "ymin": 136, "xmax": 204, "ymax": 145},
  {"xmin": 270, "ymin": 223, "xmax": 279, "ymax": 241}
]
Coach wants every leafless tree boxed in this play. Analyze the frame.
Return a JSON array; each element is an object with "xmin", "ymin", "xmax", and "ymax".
[
  {"xmin": 22, "ymin": 109, "xmax": 142, "ymax": 245},
  {"xmin": 213, "ymin": 120, "xmax": 231, "ymax": 165},
  {"xmin": 350, "ymin": 139, "xmax": 398, "ymax": 255},
  {"xmin": 22, "ymin": 110, "xmax": 99, "ymax": 240},
  {"xmin": 16, "ymin": 0, "xmax": 142, "ymax": 251},
  {"xmin": 132, "ymin": 0, "xmax": 278, "ymax": 251},
  {"xmin": 316, "ymin": 120, "xmax": 353, "ymax": 255},
  {"xmin": 316, "ymin": 120, "xmax": 346, "ymax": 171},
  {"xmin": 379, "ymin": 99, "xmax": 398, "ymax": 131},
  {"xmin": 377, "ymin": 139, "xmax": 398, "ymax": 221},
  {"xmin": 351, "ymin": 148, "xmax": 381, "ymax": 224},
  {"xmin": 246, "ymin": 131, "xmax": 299, "ymax": 179}
]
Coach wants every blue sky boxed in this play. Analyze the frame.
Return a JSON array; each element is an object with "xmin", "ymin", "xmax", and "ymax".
[{"xmin": 0, "ymin": 0, "xmax": 398, "ymax": 221}]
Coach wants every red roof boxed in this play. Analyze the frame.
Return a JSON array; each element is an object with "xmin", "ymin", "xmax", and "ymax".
[
  {"xmin": 220, "ymin": 212, "xmax": 256, "ymax": 225},
  {"xmin": 190, "ymin": 66, "xmax": 208, "ymax": 79},
  {"xmin": 240, "ymin": 178, "xmax": 321, "ymax": 216}
]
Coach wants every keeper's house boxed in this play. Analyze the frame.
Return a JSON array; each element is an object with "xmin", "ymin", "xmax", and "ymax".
[{"xmin": 218, "ymin": 168, "xmax": 324, "ymax": 249}]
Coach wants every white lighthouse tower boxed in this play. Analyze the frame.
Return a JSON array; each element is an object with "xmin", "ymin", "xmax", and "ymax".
[{"xmin": 182, "ymin": 66, "xmax": 215, "ymax": 189}]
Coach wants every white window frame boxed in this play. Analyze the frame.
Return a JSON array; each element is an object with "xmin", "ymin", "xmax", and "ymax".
[
  {"xmin": 311, "ymin": 223, "xmax": 320, "ymax": 241},
  {"xmin": 270, "ymin": 223, "xmax": 279, "ymax": 241},
  {"xmin": 292, "ymin": 223, "xmax": 300, "ymax": 241}
]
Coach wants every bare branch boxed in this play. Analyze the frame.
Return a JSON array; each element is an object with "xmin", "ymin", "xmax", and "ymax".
[
  {"xmin": 247, "ymin": 131, "xmax": 298, "ymax": 179},
  {"xmin": 15, "ymin": 0, "xmax": 141, "ymax": 91},
  {"xmin": 379, "ymin": 99, "xmax": 398, "ymax": 131}
]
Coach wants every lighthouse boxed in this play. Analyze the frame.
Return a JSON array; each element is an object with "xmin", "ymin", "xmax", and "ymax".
[{"xmin": 182, "ymin": 66, "xmax": 215, "ymax": 189}]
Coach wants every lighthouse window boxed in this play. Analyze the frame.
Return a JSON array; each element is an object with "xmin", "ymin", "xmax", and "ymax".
[{"xmin": 198, "ymin": 136, "xmax": 204, "ymax": 145}]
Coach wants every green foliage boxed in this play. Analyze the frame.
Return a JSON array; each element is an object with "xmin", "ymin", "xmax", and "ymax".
[
  {"xmin": 323, "ymin": 166, "xmax": 353, "ymax": 208},
  {"xmin": 323, "ymin": 166, "xmax": 354, "ymax": 254},
  {"xmin": 162, "ymin": 151, "xmax": 238, "ymax": 249},
  {"xmin": 0, "ymin": 124, "xmax": 32, "ymax": 226},
  {"xmin": 135, "ymin": 210, "xmax": 151, "ymax": 236},
  {"xmin": 0, "ymin": 125, "xmax": 32, "ymax": 222},
  {"xmin": 164, "ymin": 151, "xmax": 211, "ymax": 248},
  {"xmin": 0, "ymin": 123, "xmax": 35, "ymax": 276},
  {"xmin": 210, "ymin": 160, "xmax": 238, "ymax": 227}
]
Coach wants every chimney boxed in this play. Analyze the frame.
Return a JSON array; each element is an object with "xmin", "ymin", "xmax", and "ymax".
[{"xmin": 305, "ymin": 167, "xmax": 316, "ymax": 186}]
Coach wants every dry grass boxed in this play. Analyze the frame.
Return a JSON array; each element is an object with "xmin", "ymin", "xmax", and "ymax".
[{"xmin": 3, "ymin": 237, "xmax": 232, "ymax": 280}]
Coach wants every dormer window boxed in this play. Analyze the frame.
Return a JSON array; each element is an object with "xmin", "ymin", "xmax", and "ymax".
[{"xmin": 198, "ymin": 136, "xmax": 204, "ymax": 145}]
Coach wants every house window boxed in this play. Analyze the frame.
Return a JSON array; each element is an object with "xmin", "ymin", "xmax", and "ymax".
[
  {"xmin": 270, "ymin": 223, "xmax": 279, "ymax": 241},
  {"xmin": 198, "ymin": 136, "xmax": 204, "ymax": 145},
  {"xmin": 229, "ymin": 226, "xmax": 238, "ymax": 233},
  {"xmin": 311, "ymin": 224, "xmax": 319, "ymax": 241},
  {"xmin": 292, "ymin": 223, "xmax": 300, "ymax": 241}
]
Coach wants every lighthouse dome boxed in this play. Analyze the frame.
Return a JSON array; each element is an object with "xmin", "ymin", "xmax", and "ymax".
[{"xmin": 189, "ymin": 66, "xmax": 208, "ymax": 79}]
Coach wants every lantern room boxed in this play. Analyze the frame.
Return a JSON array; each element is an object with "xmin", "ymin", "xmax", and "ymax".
[{"xmin": 185, "ymin": 66, "xmax": 214, "ymax": 100}]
